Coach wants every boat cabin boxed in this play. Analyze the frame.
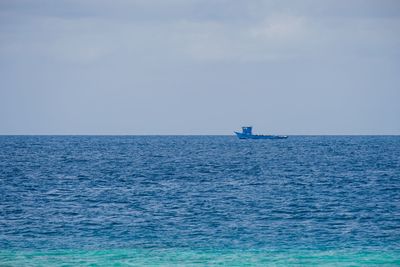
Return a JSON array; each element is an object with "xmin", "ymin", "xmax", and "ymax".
[{"xmin": 242, "ymin": 126, "xmax": 253, "ymax": 135}]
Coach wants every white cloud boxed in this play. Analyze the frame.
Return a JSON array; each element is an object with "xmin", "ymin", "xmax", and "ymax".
[
  {"xmin": 165, "ymin": 15, "xmax": 310, "ymax": 62},
  {"xmin": 249, "ymin": 15, "xmax": 307, "ymax": 40}
]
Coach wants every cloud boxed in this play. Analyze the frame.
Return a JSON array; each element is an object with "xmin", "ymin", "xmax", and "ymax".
[
  {"xmin": 1, "ymin": 0, "xmax": 399, "ymax": 66},
  {"xmin": 172, "ymin": 17, "xmax": 307, "ymax": 62}
]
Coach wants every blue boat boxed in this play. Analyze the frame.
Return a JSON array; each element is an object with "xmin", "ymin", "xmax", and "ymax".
[{"xmin": 234, "ymin": 126, "xmax": 288, "ymax": 140}]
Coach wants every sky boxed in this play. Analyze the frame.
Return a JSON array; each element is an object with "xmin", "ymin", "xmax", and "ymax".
[{"xmin": 0, "ymin": 0, "xmax": 399, "ymax": 135}]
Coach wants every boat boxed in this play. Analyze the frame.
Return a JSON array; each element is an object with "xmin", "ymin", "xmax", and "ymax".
[{"xmin": 234, "ymin": 126, "xmax": 288, "ymax": 139}]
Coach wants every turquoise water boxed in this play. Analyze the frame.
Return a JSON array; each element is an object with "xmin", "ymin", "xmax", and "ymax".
[
  {"xmin": 1, "ymin": 249, "xmax": 399, "ymax": 266},
  {"xmin": 1, "ymin": 136, "xmax": 399, "ymax": 265}
]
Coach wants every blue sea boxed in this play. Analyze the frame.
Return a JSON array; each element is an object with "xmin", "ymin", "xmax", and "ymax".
[{"xmin": 1, "ymin": 136, "xmax": 399, "ymax": 266}]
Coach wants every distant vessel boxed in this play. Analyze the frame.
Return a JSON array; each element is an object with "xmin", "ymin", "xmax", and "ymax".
[{"xmin": 234, "ymin": 126, "xmax": 288, "ymax": 139}]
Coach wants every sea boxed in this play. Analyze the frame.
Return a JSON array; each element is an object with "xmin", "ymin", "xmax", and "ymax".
[{"xmin": 0, "ymin": 135, "xmax": 399, "ymax": 266}]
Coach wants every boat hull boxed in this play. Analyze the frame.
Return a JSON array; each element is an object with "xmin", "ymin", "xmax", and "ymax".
[{"xmin": 234, "ymin": 132, "xmax": 288, "ymax": 139}]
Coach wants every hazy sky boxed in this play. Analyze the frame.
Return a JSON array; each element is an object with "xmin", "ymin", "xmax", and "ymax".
[{"xmin": 1, "ymin": 0, "xmax": 399, "ymax": 135}]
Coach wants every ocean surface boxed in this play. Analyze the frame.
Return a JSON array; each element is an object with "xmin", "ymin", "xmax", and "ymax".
[{"xmin": 0, "ymin": 135, "xmax": 399, "ymax": 266}]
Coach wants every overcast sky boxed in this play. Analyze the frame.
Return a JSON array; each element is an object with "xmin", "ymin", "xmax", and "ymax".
[{"xmin": 0, "ymin": 0, "xmax": 399, "ymax": 135}]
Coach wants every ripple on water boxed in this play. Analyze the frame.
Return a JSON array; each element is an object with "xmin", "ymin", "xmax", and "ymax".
[{"xmin": 0, "ymin": 136, "xmax": 399, "ymax": 258}]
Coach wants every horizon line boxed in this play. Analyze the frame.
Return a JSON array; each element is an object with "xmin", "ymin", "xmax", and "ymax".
[{"xmin": 0, "ymin": 134, "xmax": 399, "ymax": 137}]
